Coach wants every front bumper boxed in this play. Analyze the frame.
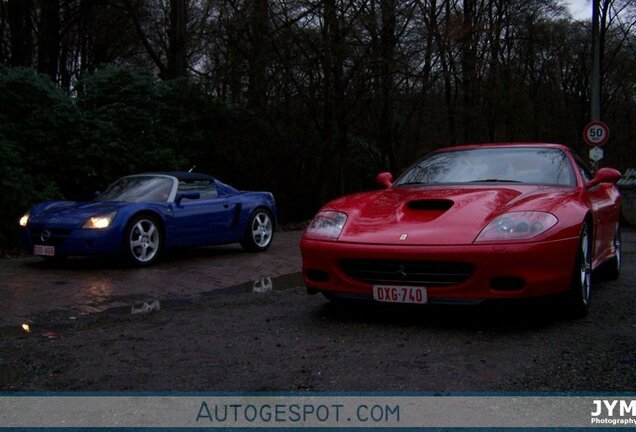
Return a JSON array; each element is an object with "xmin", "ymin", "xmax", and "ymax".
[
  {"xmin": 22, "ymin": 225, "xmax": 122, "ymax": 256},
  {"xmin": 300, "ymin": 236, "xmax": 580, "ymax": 302}
]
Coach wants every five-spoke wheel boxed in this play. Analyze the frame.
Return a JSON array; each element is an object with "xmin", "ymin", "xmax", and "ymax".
[
  {"xmin": 604, "ymin": 223, "xmax": 622, "ymax": 280},
  {"xmin": 125, "ymin": 216, "xmax": 161, "ymax": 266},
  {"xmin": 565, "ymin": 222, "xmax": 592, "ymax": 317},
  {"xmin": 241, "ymin": 209, "xmax": 274, "ymax": 252}
]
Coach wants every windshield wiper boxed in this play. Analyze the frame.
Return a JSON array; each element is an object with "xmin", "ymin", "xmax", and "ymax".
[
  {"xmin": 471, "ymin": 179, "xmax": 522, "ymax": 183},
  {"xmin": 394, "ymin": 182, "xmax": 426, "ymax": 186}
]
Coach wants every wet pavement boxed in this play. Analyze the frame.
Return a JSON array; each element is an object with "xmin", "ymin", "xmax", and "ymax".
[
  {"xmin": 0, "ymin": 230, "xmax": 303, "ymax": 327},
  {"xmin": 0, "ymin": 229, "xmax": 634, "ymax": 391}
]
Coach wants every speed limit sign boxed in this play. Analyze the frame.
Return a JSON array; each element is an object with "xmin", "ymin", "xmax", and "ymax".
[{"xmin": 583, "ymin": 121, "xmax": 610, "ymax": 146}]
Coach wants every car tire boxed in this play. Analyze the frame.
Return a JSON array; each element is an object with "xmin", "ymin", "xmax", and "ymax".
[
  {"xmin": 565, "ymin": 222, "xmax": 592, "ymax": 317},
  {"xmin": 603, "ymin": 223, "xmax": 621, "ymax": 280},
  {"xmin": 241, "ymin": 209, "xmax": 274, "ymax": 252},
  {"xmin": 124, "ymin": 215, "xmax": 162, "ymax": 266}
]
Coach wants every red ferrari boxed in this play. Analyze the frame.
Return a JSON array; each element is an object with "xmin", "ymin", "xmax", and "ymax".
[{"xmin": 301, "ymin": 143, "xmax": 622, "ymax": 315}]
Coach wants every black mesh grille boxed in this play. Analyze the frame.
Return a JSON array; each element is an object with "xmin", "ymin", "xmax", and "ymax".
[{"xmin": 340, "ymin": 259, "xmax": 473, "ymax": 286}]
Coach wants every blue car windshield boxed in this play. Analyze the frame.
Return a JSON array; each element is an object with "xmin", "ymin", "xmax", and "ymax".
[
  {"xmin": 394, "ymin": 147, "xmax": 576, "ymax": 186},
  {"xmin": 96, "ymin": 176, "xmax": 173, "ymax": 202}
]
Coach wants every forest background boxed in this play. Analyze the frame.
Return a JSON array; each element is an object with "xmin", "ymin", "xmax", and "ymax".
[{"xmin": 1, "ymin": 0, "xmax": 635, "ymax": 246}]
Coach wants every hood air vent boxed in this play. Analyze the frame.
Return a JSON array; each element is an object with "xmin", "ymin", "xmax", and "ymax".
[{"xmin": 407, "ymin": 200, "xmax": 453, "ymax": 211}]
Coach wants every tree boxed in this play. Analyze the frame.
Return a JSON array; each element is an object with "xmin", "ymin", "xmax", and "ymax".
[{"xmin": 6, "ymin": 0, "xmax": 33, "ymax": 67}]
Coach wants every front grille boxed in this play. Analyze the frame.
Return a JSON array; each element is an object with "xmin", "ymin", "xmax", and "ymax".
[
  {"xmin": 340, "ymin": 259, "xmax": 473, "ymax": 287},
  {"xmin": 29, "ymin": 228, "xmax": 72, "ymax": 246}
]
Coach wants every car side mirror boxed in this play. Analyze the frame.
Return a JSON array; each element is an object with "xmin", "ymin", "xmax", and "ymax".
[
  {"xmin": 176, "ymin": 191, "xmax": 200, "ymax": 204},
  {"xmin": 586, "ymin": 167, "xmax": 622, "ymax": 189},
  {"xmin": 376, "ymin": 172, "xmax": 394, "ymax": 188}
]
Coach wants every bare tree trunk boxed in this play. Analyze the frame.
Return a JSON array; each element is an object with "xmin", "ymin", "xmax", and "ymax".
[
  {"xmin": 122, "ymin": 0, "xmax": 167, "ymax": 78},
  {"xmin": 435, "ymin": 0, "xmax": 457, "ymax": 145},
  {"xmin": 319, "ymin": 0, "xmax": 348, "ymax": 200},
  {"xmin": 7, "ymin": 0, "xmax": 33, "ymax": 67},
  {"xmin": 167, "ymin": 0, "xmax": 187, "ymax": 79},
  {"xmin": 484, "ymin": 0, "xmax": 504, "ymax": 142},
  {"xmin": 59, "ymin": 0, "xmax": 71, "ymax": 92},
  {"xmin": 37, "ymin": 0, "xmax": 60, "ymax": 81},
  {"xmin": 79, "ymin": 0, "xmax": 92, "ymax": 74},
  {"xmin": 247, "ymin": 0, "xmax": 268, "ymax": 111},
  {"xmin": 460, "ymin": 0, "xmax": 477, "ymax": 143},
  {"xmin": 379, "ymin": 0, "xmax": 397, "ymax": 170},
  {"xmin": 0, "ymin": 3, "xmax": 7, "ymax": 62},
  {"xmin": 598, "ymin": 0, "xmax": 613, "ymax": 117}
]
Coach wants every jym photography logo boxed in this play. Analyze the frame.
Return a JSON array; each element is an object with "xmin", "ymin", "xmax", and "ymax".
[{"xmin": 591, "ymin": 399, "xmax": 636, "ymax": 425}]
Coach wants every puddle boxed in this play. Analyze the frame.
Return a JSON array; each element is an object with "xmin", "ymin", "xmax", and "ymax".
[
  {"xmin": 0, "ymin": 273, "xmax": 306, "ymax": 343},
  {"xmin": 76, "ymin": 272, "xmax": 305, "ymax": 319},
  {"xmin": 131, "ymin": 300, "xmax": 161, "ymax": 315},
  {"xmin": 201, "ymin": 272, "xmax": 304, "ymax": 297},
  {"xmin": 0, "ymin": 365, "xmax": 24, "ymax": 387}
]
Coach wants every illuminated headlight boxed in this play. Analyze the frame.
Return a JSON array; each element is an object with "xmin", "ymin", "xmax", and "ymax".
[
  {"xmin": 19, "ymin": 214, "xmax": 29, "ymax": 227},
  {"xmin": 83, "ymin": 212, "xmax": 116, "ymax": 229},
  {"xmin": 475, "ymin": 212, "xmax": 558, "ymax": 242},
  {"xmin": 305, "ymin": 211, "xmax": 348, "ymax": 239}
]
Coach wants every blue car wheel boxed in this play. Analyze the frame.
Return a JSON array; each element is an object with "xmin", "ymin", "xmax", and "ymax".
[
  {"xmin": 241, "ymin": 209, "xmax": 274, "ymax": 252},
  {"xmin": 124, "ymin": 215, "xmax": 162, "ymax": 266}
]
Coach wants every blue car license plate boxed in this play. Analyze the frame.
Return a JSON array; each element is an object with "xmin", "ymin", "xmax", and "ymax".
[{"xmin": 34, "ymin": 245, "xmax": 55, "ymax": 256}]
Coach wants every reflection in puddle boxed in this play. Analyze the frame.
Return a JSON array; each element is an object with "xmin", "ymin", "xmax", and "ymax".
[
  {"xmin": 252, "ymin": 277, "xmax": 273, "ymax": 293},
  {"xmin": 92, "ymin": 272, "xmax": 304, "ymax": 319},
  {"xmin": 0, "ymin": 273, "xmax": 305, "ymax": 343},
  {"xmin": 209, "ymin": 272, "xmax": 304, "ymax": 296},
  {"xmin": 131, "ymin": 300, "xmax": 161, "ymax": 315},
  {"xmin": 86, "ymin": 281, "xmax": 115, "ymax": 300}
]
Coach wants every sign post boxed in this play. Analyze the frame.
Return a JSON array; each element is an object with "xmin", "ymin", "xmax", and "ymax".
[{"xmin": 583, "ymin": 121, "xmax": 609, "ymax": 168}]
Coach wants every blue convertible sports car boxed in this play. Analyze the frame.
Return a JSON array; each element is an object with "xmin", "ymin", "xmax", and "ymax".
[{"xmin": 19, "ymin": 172, "xmax": 277, "ymax": 265}]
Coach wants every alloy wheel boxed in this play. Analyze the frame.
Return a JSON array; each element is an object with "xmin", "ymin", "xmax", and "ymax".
[{"xmin": 129, "ymin": 218, "xmax": 160, "ymax": 263}]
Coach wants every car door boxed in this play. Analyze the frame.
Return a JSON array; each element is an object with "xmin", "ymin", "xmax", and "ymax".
[
  {"xmin": 172, "ymin": 179, "xmax": 232, "ymax": 246},
  {"xmin": 576, "ymin": 160, "xmax": 619, "ymax": 259}
]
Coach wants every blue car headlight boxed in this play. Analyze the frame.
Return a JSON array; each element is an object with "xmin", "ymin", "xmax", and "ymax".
[
  {"xmin": 83, "ymin": 212, "xmax": 117, "ymax": 229},
  {"xmin": 19, "ymin": 213, "xmax": 29, "ymax": 227}
]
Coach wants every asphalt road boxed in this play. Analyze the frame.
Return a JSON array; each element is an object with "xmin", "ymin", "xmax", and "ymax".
[
  {"xmin": 0, "ymin": 230, "xmax": 303, "ymax": 327},
  {"xmin": 0, "ymin": 228, "xmax": 634, "ymax": 391}
]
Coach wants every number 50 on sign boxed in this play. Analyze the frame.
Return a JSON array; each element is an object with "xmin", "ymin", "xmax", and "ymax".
[{"xmin": 583, "ymin": 121, "xmax": 610, "ymax": 146}]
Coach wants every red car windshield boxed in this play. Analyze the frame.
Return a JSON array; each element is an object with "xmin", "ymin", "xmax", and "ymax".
[{"xmin": 394, "ymin": 147, "xmax": 576, "ymax": 186}]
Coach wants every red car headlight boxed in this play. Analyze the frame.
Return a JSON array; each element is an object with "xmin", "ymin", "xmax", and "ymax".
[
  {"xmin": 474, "ymin": 211, "xmax": 558, "ymax": 243},
  {"xmin": 305, "ymin": 211, "xmax": 348, "ymax": 240}
]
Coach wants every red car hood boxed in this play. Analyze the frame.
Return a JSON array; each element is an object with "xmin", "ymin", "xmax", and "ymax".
[{"xmin": 328, "ymin": 185, "xmax": 573, "ymax": 245}]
